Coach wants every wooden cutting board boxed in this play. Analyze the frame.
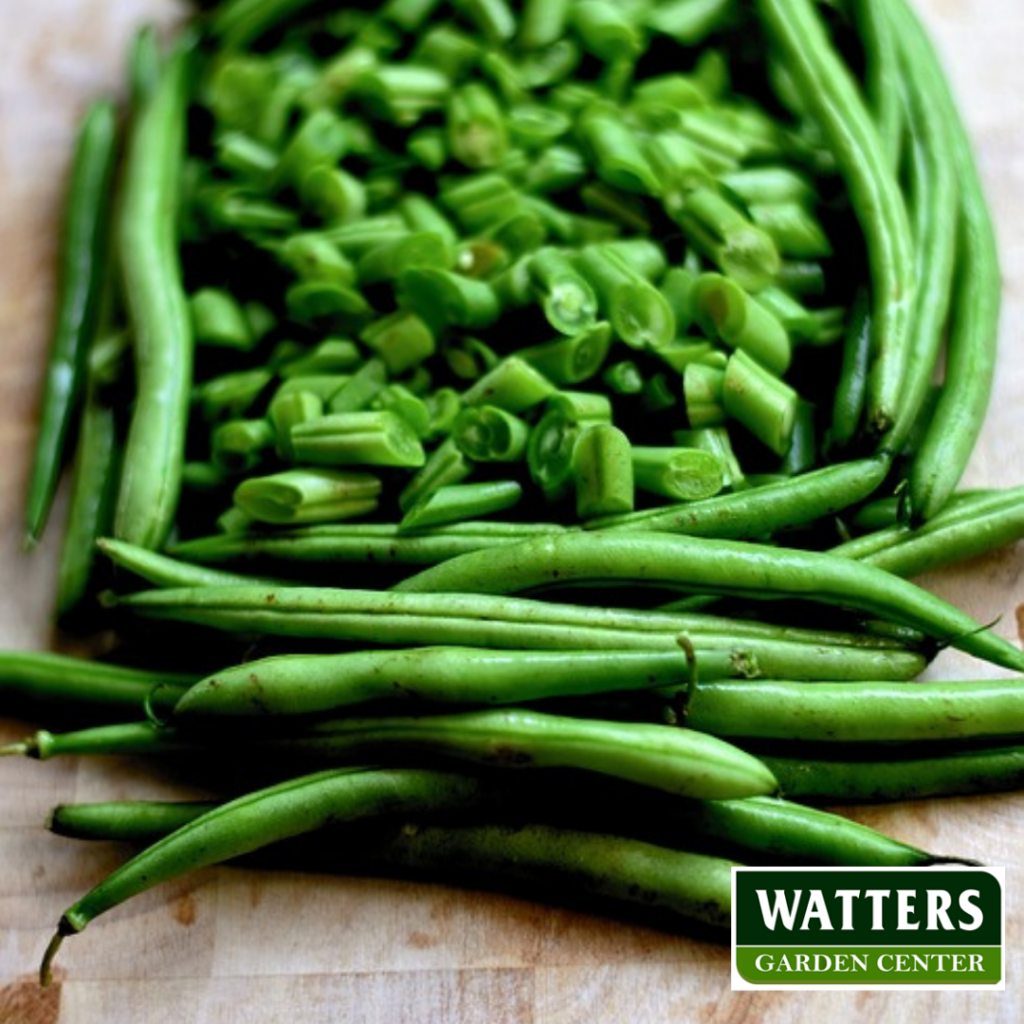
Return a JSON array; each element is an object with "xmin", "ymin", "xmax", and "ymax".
[{"xmin": 1, "ymin": 2, "xmax": 1021, "ymax": 1021}]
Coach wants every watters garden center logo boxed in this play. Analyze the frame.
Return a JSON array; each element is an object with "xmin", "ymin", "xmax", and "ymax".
[{"xmin": 731, "ymin": 867, "xmax": 1005, "ymax": 990}]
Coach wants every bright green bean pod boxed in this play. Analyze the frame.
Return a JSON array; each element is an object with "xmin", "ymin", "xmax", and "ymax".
[
  {"xmin": 896, "ymin": 1, "xmax": 1001, "ymax": 520},
  {"xmin": 685, "ymin": 679, "xmax": 1024, "ymax": 743},
  {"xmin": 40, "ymin": 768, "xmax": 489, "ymax": 985},
  {"xmin": 114, "ymin": 43, "xmax": 194, "ymax": 550},
  {"xmin": 590, "ymin": 455, "xmax": 889, "ymax": 538},
  {"xmin": 170, "ymin": 522, "xmax": 565, "ymax": 568},
  {"xmin": 256, "ymin": 709, "xmax": 780, "ymax": 800},
  {"xmin": 111, "ymin": 585, "xmax": 922, "ymax": 665},
  {"xmin": 97, "ymin": 538, "xmax": 277, "ymax": 590},
  {"xmin": 762, "ymin": 745, "xmax": 1024, "ymax": 804},
  {"xmin": 755, "ymin": 0, "xmax": 914, "ymax": 437},
  {"xmin": 26, "ymin": 100, "xmax": 117, "ymax": 544},
  {"xmin": 395, "ymin": 531, "xmax": 1024, "ymax": 670},
  {"xmin": 49, "ymin": 801, "xmax": 221, "ymax": 843},
  {"xmin": 55, "ymin": 337, "xmax": 122, "ymax": 619},
  {"xmin": 833, "ymin": 488, "xmax": 1024, "ymax": 578},
  {"xmin": 174, "ymin": 647, "xmax": 698, "ymax": 719},
  {"xmin": 0, "ymin": 652, "xmax": 193, "ymax": 720},
  {"xmin": 849, "ymin": 0, "xmax": 903, "ymax": 172}
]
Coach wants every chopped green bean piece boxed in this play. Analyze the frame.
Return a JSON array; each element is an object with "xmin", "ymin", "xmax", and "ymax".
[
  {"xmin": 722, "ymin": 350, "xmax": 798, "ymax": 456},
  {"xmin": 290, "ymin": 410, "xmax": 426, "ymax": 468},
  {"xmin": 453, "ymin": 406, "xmax": 530, "ymax": 462},
  {"xmin": 400, "ymin": 480, "xmax": 523, "ymax": 531},
  {"xmin": 632, "ymin": 447, "xmax": 725, "ymax": 501},
  {"xmin": 572, "ymin": 424, "xmax": 635, "ymax": 518},
  {"xmin": 234, "ymin": 469, "xmax": 382, "ymax": 525}
]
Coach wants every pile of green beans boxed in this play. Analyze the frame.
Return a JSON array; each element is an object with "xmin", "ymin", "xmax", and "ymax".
[{"xmin": 7, "ymin": 0, "xmax": 1024, "ymax": 990}]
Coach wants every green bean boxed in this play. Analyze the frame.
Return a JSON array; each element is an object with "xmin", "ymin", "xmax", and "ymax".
[
  {"xmin": 828, "ymin": 287, "xmax": 871, "ymax": 451},
  {"xmin": 528, "ymin": 248, "xmax": 600, "ymax": 336},
  {"xmin": 762, "ymin": 745, "xmax": 1024, "ymax": 804},
  {"xmin": 56, "ymin": 336, "xmax": 122, "ymax": 619},
  {"xmin": 233, "ymin": 469, "xmax": 382, "ymax": 525},
  {"xmin": 578, "ymin": 109, "xmax": 658, "ymax": 195},
  {"xmin": 645, "ymin": 795, "xmax": 942, "ymax": 867},
  {"xmin": 289, "ymin": 410, "xmax": 426, "ymax": 468},
  {"xmin": 672, "ymin": 188, "xmax": 780, "ymax": 294},
  {"xmin": 588, "ymin": 455, "xmax": 889, "ymax": 537},
  {"xmin": 395, "ymin": 531, "xmax": 1024, "ymax": 670},
  {"xmin": 356, "ymin": 232, "xmax": 455, "ymax": 286},
  {"xmin": 880, "ymin": 20, "xmax": 959, "ymax": 457},
  {"xmin": 461, "ymin": 356, "xmax": 555, "ymax": 412},
  {"xmin": 849, "ymin": 0, "xmax": 903, "ymax": 172},
  {"xmin": 39, "ymin": 768, "xmax": 489, "ymax": 985},
  {"xmin": 97, "ymin": 538, "xmax": 278, "ymax": 590},
  {"xmin": 26, "ymin": 101, "xmax": 117, "ymax": 545},
  {"xmin": 895, "ymin": 4, "xmax": 1001, "ymax": 521},
  {"xmin": 572, "ymin": 425, "xmax": 634, "ymax": 518},
  {"xmin": 755, "ymin": 0, "xmax": 914, "ymax": 437},
  {"xmin": 0, "ymin": 652, "xmax": 193, "ymax": 721},
  {"xmin": 684, "ymin": 679, "xmax": 1024, "ymax": 743},
  {"xmin": 114, "ymin": 43, "xmax": 194, "ymax": 550},
  {"xmin": 748, "ymin": 201, "xmax": 832, "ymax": 260},
  {"xmin": 721, "ymin": 351, "xmax": 798, "ymax": 457},
  {"xmin": 211, "ymin": 418, "xmax": 275, "ymax": 473},
  {"xmin": 691, "ymin": 273, "xmax": 791, "ymax": 375},
  {"xmin": 175, "ymin": 647, "xmax": 696, "ymax": 718},
  {"xmin": 356, "ymin": 65, "xmax": 451, "ymax": 126},
  {"xmin": 50, "ymin": 800, "xmax": 220, "ymax": 843},
  {"xmin": 400, "ymin": 481, "xmax": 523, "ymax": 531},
  {"xmin": 632, "ymin": 447, "xmax": 724, "ymax": 502},
  {"xmin": 832, "ymin": 488, "xmax": 1024, "ymax": 578},
  {"xmin": 109, "ymin": 584, "xmax": 923, "ymax": 662},
  {"xmin": 646, "ymin": 0, "xmax": 736, "ymax": 46},
  {"xmin": 170, "ymin": 522, "xmax": 563, "ymax": 568},
  {"xmin": 571, "ymin": 0, "xmax": 642, "ymax": 62},
  {"xmin": 517, "ymin": 322, "xmax": 612, "ymax": 386}
]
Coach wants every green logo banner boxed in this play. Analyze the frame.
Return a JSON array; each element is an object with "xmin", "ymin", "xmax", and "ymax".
[{"xmin": 731, "ymin": 867, "xmax": 1004, "ymax": 990}]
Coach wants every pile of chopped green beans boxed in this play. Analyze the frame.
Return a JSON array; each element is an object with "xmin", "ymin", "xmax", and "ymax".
[{"xmin": 6, "ymin": 0, "xmax": 1023, "ymax": 989}]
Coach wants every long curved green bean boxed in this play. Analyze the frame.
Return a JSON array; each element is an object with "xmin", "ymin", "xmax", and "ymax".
[
  {"xmin": 588, "ymin": 455, "xmax": 890, "ymax": 537},
  {"xmin": 755, "ymin": 0, "xmax": 915, "ymax": 438},
  {"xmin": 49, "ymin": 787, "xmax": 944, "ymax": 869},
  {"xmin": 394, "ymin": 531, "xmax": 1024, "ymax": 671},
  {"xmin": 763, "ymin": 745, "xmax": 1024, "ymax": 804},
  {"xmin": 39, "ymin": 768, "xmax": 489, "ymax": 985},
  {"xmin": 0, "ymin": 652, "xmax": 192, "ymax": 720},
  {"xmin": 26, "ymin": 101, "xmax": 118, "ymax": 545},
  {"xmin": 684, "ymin": 679, "xmax": 1024, "ymax": 743},
  {"xmin": 849, "ymin": 0, "xmax": 902, "ymax": 172},
  {"xmin": 97, "ymin": 538, "xmax": 281, "ymax": 589},
  {"xmin": 896, "ymin": 0, "xmax": 1002, "ymax": 520},
  {"xmin": 113, "ymin": 41, "xmax": 194, "ymax": 550},
  {"xmin": 878, "ymin": 6, "xmax": 958, "ymax": 455},
  {"xmin": 172, "ymin": 640, "xmax": 923, "ymax": 720}
]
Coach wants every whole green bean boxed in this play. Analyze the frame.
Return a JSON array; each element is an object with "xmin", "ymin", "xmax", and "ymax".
[
  {"xmin": 762, "ymin": 745, "xmax": 1024, "ymax": 804},
  {"xmin": 171, "ymin": 641, "xmax": 921, "ymax": 720},
  {"xmin": 170, "ymin": 521, "xmax": 566, "ymax": 568},
  {"xmin": 832, "ymin": 487, "xmax": 1024, "ymax": 578},
  {"xmin": 897, "ymin": 0, "xmax": 1002, "ymax": 521},
  {"xmin": 110, "ymin": 586, "xmax": 927, "ymax": 678},
  {"xmin": 684, "ymin": 679, "xmax": 1024, "ymax": 743},
  {"xmin": 849, "ymin": 0, "xmax": 903, "ymax": 171},
  {"xmin": 879, "ymin": 3, "xmax": 959, "ymax": 455},
  {"xmin": 394, "ymin": 531, "xmax": 1024, "ymax": 671},
  {"xmin": 588, "ymin": 455, "xmax": 890, "ymax": 537},
  {"xmin": 97, "ymin": 538, "xmax": 281, "ymax": 589},
  {"xmin": 755, "ymin": 0, "xmax": 915, "ymax": 438},
  {"xmin": 56, "ymin": 343, "xmax": 121, "ymax": 618},
  {"xmin": 113, "ymin": 42, "xmax": 194, "ymax": 550},
  {"xmin": 26, "ymin": 101, "xmax": 117, "ymax": 545},
  {"xmin": 40, "ymin": 768, "xmax": 489, "ymax": 985},
  {"xmin": 0, "ymin": 652, "xmax": 192, "ymax": 720}
]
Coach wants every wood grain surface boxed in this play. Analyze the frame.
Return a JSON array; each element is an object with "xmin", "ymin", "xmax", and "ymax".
[{"xmin": 1, "ymin": 3, "xmax": 1022, "ymax": 1021}]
